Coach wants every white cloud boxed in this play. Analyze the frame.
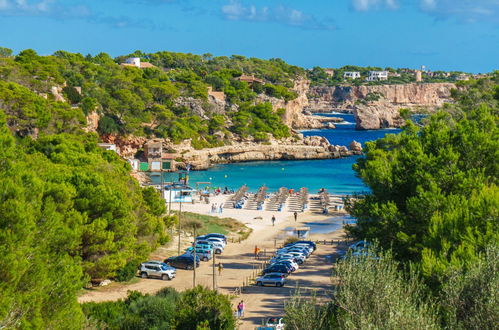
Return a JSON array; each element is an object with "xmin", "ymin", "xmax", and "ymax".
[
  {"xmin": 351, "ymin": 0, "xmax": 398, "ymax": 11},
  {"xmin": 0, "ymin": 0, "xmax": 87, "ymax": 17},
  {"xmin": 419, "ymin": 0, "xmax": 499, "ymax": 23},
  {"xmin": 221, "ymin": 0, "xmax": 335, "ymax": 30}
]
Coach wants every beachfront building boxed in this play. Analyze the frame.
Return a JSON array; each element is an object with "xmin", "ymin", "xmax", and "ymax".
[
  {"xmin": 366, "ymin": 71, "xmax": 388, "ymax": 81},
  {"xmin": 140, "ymin": 140, "xmax": 176, "ymax": 172},
  {"xmin": 163, "ymin": 183, "xmax": 196, "ymax": 203},
  {"xmin": 343, "ymin": 71, "xmax": 361, "ymax": 79}
]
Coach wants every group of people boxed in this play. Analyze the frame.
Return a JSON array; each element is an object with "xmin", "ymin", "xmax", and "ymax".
[
  {"xmin": 236, "ymin": 300, "xmax": 245, "ymax": 318},
  {"xmin": 210, "ymin": 203, "xmax": 224, "ymax": 214},
  {"xmin": 214, "ymin": 186, "xmax": 234, "ymax": 196}
]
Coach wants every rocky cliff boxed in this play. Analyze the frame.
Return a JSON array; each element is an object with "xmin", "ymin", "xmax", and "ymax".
[{"xmin": 306, "ymin": 83, "xmax": 455, "ymax": 129}]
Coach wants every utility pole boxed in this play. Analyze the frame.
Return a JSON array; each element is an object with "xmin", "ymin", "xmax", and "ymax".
[
  {"xmin": 168, "ymin": 182, "xmax": 172, "ymax": 215},
  {"xmin": 212, "ymin": 250, "xmax": 216, "ymax": 291},
  {"xmin": 177, "ymin": 187, "xmax": 183, "ymax": 255},
  {"xmin": 193, "ymin": 226, "xmax": 197, "ymax": 288}
]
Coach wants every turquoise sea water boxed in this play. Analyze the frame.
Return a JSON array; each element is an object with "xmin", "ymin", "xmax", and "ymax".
[{"xmin": 154, "ymin": 114, "xmax": 401, "ymax": 195}]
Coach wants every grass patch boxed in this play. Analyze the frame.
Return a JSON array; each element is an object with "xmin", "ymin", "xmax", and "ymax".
[{"xmin": 178, "ymin": 211, "xmax": 252, "ymax": 240}]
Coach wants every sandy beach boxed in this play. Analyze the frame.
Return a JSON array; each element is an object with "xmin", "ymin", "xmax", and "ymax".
[{"xmin": 78, "ymin": 194, "xmax": 350, "ymax": 329}]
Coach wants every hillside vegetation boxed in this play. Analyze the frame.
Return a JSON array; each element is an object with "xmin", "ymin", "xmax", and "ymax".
[
  {"xmin": 284, "ymin": 73, "xmax": 499, "ymax": 329},
  {"xmin": 0, "ymin": 48, "xmax": 302, "ymax": 148}
]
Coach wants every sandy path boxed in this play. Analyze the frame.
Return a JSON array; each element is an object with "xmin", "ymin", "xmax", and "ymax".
[{"xmin": 78, "ymin": 194, "xmax": 349, "ymax": 329}]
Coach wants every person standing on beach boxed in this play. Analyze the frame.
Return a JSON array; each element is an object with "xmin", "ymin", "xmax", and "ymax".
[
  {"xmin": 271, "ymin": 215, "xmax": 276, "ymax": 226},
  {"xmin": 219, "ymin": 203, "xmax": 224, "ymax": 214},
  {"xmin": 240, "ymin": 300, "xmax": 245, "ymax": 317},
  {"xmin": 294, "ymin": 211, "xmax": 298, "ymax": 222},
  {"xmin": 218, "ymin": 262, "xmax": 223, "ymax": 275}
]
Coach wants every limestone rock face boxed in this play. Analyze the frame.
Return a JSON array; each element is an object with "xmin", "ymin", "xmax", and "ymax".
[
  {"xmin": 84, "ymin": 111, "xmax": 100, "ymax": 133},
  {"xmin": 349, "ymin": 140, "xmax": 362, "ymax": 152},
  {"xmin": 306, "ymin": 83, "xmax": 455, "ymax": 129},
  {"xmin": 50, "ymin": 86, "xmax": 66, "ymax": 102},
  {"xmin": 258, "ymin": 78, "xmax": 326, "ymax": 129},
  {"xmin": 175, "ymin": 96, "xmax": 227, "ymax": 118}
]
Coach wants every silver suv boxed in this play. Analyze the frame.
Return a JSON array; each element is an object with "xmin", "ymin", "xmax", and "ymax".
[{"xmin": 139, "ymin": 261, "xmax": 176, "ymax": 280}]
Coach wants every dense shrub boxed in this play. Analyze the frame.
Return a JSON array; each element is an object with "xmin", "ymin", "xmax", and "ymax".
[
  {"xmin": 115, "ymin": 260, "xmax": 140, "ymax": 282},
  {"xmin": 82, "ymin": 286, "xmax": 234, "ymax": 330},
  {"xmin": 176, "ymin": 286, "xmax": 236, "ymax": 330}
]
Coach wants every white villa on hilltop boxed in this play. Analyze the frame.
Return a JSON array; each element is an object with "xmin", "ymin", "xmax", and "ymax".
[
  {"xmin": 366, "ymin": 71, "xmax": 388, "ymax": 81},
  {"xmin": 121, "ymin": 57, "xmax": 155, "ymax": 69},
  {"xmin": 343, "ymin": 71, "xmax": 361, "ymax": 79}
]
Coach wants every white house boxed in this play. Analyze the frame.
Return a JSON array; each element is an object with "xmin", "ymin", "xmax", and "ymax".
[
  {"xmin": 366, "ymin": 71, "xmax": 388, "ymax": 81},
  {"xmin": 125, "ymin": 57, "xmax": 141, "ymax": 67},
  {"xmin": 343, "ymin": 71, "xmax": 361, "ymax": 79},
  {"xmin": 97, "ymin": 143, "xmax": 117, "ymax": 153}
]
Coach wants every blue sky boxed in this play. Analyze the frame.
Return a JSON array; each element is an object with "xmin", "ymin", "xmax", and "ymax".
[{"xmin": 0, "ymin": 0, "xmax": 497, "ymax": 72}]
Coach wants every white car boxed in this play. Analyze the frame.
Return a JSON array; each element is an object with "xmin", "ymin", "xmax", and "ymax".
[
  {"xmin": 139, "ymin": 261, "xmax": 176, "ymax": 280},
  {"xmin": 256, "ymin": 273, "xmax": 286, "ymax": 287},
  {"xmin": 292, "ymin": 243, "xmax": 314, "ymax": 254},
  {"xmin": 206, "ymin": 237, "xmax": 226, "ymax": 247},
  {"xmin": 196, "ymin": 239, "xmax": 225, "ymax": 254},
  {"xmin": 276, "ymin": 250, "xmax": 307, "ymax": 260},
  {"xmin": 266, "ymin": 317, "xmax": 285, "ymax": 330}
]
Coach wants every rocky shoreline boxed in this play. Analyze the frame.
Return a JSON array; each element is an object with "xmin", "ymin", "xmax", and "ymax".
[{"xmin": 180, "ymin": 136, "xmax": 363, "ymax": 170}]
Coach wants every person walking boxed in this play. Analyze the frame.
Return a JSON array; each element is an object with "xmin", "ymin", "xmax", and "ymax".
[
  {"xmin": 294, "ymin": 211, "xmax": 298, "ymax": 222},
  {"xmin": 240, "ymin": 300, "xmax": 245, "ymax": 317},
  {"xmin": 218, "ymin": 262, "xmax": 223, "ymax": 276},
  {"xmin": 271, "ymin": 215, "xmax": 276, "ymax": 226},
  {"xmin": 254, "ymin": 245, "xmax": 260, "ymax": 259},
  {"xmin": 219, "ymin": 203, "xmax": 224, "ymax": 214},
  {"xmin": 237, "ymin": 300, "xmax": 243, "ymax": 318}
]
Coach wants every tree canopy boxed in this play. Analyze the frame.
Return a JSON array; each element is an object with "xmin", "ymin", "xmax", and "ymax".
[{"xmin": 346, "ymin": 73, "xmax": 499, "ymax": 284}]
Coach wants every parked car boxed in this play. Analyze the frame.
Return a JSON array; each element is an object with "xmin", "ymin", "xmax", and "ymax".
[
  {"xmin": 276, "ymin": 249, "xmax": 308, "ymax": 259},
  {"xmin": 276, "ymin": 252, "xmax": 305, "ymax": 263},
  {"xmin": 291, "ymin": 243, "xmax": 314, "ymax": 254},
  {"xmin": 205, "ymin": 237, "xmax": 226, "ymax": 247},
  {"xmin": 282, "ymin": 247, "xmax": 311, "ymax": 257},
  {"xmin": 164, "ymin": 254, "xmax": 200, "ymax": 270},
  {"xmin": 286, "ymin": 240, "xmax": 317, "ymax": 251},
  {"xmin": 185, "ymin": 247, "xmax": 213, "ymax": 261},
  {"xmin": 266, "ymin": 317, "xmax": 285, "ymax": 330},
  {"xmin": 202, "ymin": 233, "xmax": 227, "ymax": 244},
  {"xmin": 139, "ymin": 261, "xmax": 176, "ymax": 280},
  {"xmin": 272, "ymin": 259, "xmax": 299, "ymax": 271},
  {"xmin": 271, "ymin": 255, "xmax": 304, "ymax": 266},
  {"xmin": 271, "ymin": 262, "xmax": 294, "ymax": 273},
  {"xmin": 284, "ymin": 252, "xmax": 307, "ymax": 264},
  {"xmin": 256, "ymin": 273, "xmax": 286, "ymax": 287},
  {"xmin": 349, "ymin": 240, "xmax": 370, "ymax": 252},
  {"xmin": 196, "ymin": 239, "xmax": 224, "ymax": 254},
  {"xmin": 192, "ymin": 243, "xmax": 214, "ymax": 254},
  {"xmin": 262, "ymin": 264, "xmax": 291, "ymax": 276}
]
